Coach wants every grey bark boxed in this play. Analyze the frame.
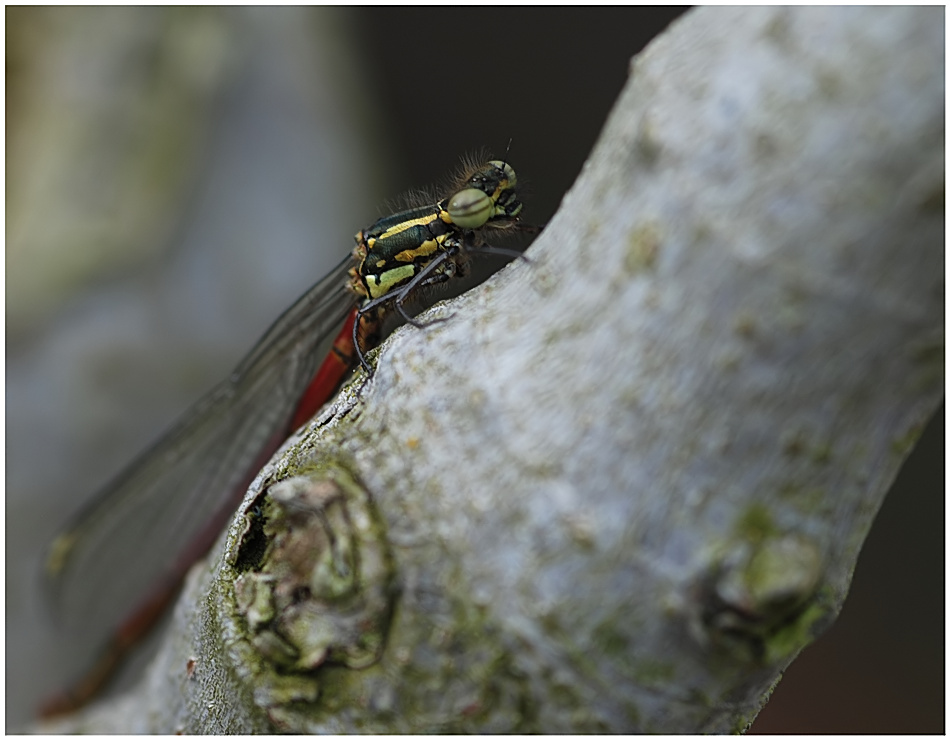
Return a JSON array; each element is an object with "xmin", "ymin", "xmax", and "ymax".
[{"xmin": 37, "ymin": 6, "xmax": 944, "ymax": 733}]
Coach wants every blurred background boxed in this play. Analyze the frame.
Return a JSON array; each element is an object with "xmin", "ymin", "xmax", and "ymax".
[{"xmin": 5, "ymin": 7, "xmax": 942, "ymax": 731}]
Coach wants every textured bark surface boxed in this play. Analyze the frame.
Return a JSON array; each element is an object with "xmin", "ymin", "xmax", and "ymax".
[{"xmin": 36, "ymin": 6, "xmax": 944, "ymax": 733}]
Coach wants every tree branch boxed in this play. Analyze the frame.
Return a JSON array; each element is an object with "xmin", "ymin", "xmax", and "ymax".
[{"xmin": 39, "ymin": 6, "xmax": 944, "ymax": 733}]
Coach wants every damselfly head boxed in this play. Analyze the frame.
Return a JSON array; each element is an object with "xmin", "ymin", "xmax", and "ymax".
[{"xmin": 445, "ymin": 160, "xmax": 522, "ymax": 230}]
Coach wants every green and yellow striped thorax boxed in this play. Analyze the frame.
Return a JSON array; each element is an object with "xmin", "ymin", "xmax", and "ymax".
[{"xmin": 349, "ymin": 160, "xmax": 522, "ymax": 302}]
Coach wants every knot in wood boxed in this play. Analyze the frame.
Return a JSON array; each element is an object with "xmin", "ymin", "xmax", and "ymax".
[{"xmin": 233, "ymin": 469, "xmax": 395, "ymax": 673}]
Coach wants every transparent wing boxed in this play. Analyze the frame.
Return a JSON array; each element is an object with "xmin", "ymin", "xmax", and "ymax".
[{"xmin": 45, "ymin": 255, "xmax": 356, "ymax": 648}]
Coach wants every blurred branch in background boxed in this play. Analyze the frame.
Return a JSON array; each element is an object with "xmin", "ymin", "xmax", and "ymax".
[{"xmin": 6, "ymin": 7, "xmax": 381, "ymax": 728}]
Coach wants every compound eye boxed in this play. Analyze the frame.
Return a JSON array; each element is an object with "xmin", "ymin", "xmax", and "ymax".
[{"xmin": 447, "ymin": 187, "xmax": 492, "ymax": 229}]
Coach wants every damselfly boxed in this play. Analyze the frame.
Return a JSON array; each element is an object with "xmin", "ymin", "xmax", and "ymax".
[{"xmin": 41, "ymin": 157, "xmax": 535, "ymax": 715}]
